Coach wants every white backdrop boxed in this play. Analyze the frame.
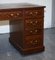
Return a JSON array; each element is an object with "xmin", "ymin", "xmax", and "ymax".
[{"xmin": 0, "ymin": 0, "xmax": 52, "ymax": 33}]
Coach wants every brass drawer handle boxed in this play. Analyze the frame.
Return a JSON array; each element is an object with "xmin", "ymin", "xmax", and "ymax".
[
  {"xmin": 33, "ymin": 21, "xmax": 37, "ymax": 25},
  {"xmin": 30, "ymin": 40, "xmax": 38, "ymax": 44},
  {"xmin": 30, "ymin": 30, "xmax": 33, "ymax": 33},
  {"xmin": 17, "ymin": 13, "xmax": 19, "ymax": 16},
  {"xmin": 34, "ymin": 40, "xmax": 38, "ymax": 43},
  {"xmin": 10, "ymin": 13, "xmax": 14, "ymax": 16},
  {"xmin": 35, "ymin": 12, "xmax": 38, "ymax": 14},
  {"xmin": 35, "ymin": 21, "xmax": 37, "ymax": 23},
  {"xmin": 30, "ymin": 21, "xmax": 33, "ymax": 24},
  {"xmin": 30, "ymin": 30, "xmax": 37, "ymax": 33},
  {"xmin": 35, "ymin": 30, "xmax": 37, "ymax": 32},
  {"xmin": 30, "ymin": 12, "xmax": 33, "ymax": 14}
]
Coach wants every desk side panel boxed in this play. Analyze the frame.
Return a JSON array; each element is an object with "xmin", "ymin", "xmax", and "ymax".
[{"xmin": 9, "ymin": 19, "xmax": 24, "ymax": 48}]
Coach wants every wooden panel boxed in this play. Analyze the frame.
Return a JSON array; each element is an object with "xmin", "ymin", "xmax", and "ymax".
[
  {"xmin": 24, "ymin": 28, "xmax": 43, "ymax": 36},
  {"xmin": 24, "ymin": 18, "xmax": 44, "ymax": 29},
  {"xmin": 0, "ymin": 10, "xmax": 23, "ymax": 20},
  {"xmin": 24, "ymin": 8, "xmax": 44, "ymax": 18},
  {"xmin": 10, "ymin": 19, "xmax": 24, "ymax": 48},
  {"xmin": 23, "ymin": 35, "xmax": 43, "ymax": 48}
]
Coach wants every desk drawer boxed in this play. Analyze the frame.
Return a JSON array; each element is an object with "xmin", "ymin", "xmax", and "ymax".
[
  {"xmin": 24, "ymin": 8, "xmax": 44, "ymax": 18},
  {"xmin": 24, "ymin": 28, "xmax": 43, "ymax": 35},
  {"xmin": 0, "ymin": 10, "xmax": 23, "ymax": 20},
  {"xmin": 24, "ymin": 35, "xmax": 43, "ymax": 48},
  {"xmin": 24, "ymin": 18, "xmax": 43, "ymax": 29}
]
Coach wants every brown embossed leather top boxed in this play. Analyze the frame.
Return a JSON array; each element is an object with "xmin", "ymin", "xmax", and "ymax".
[{"xmin": 0, "ymin": 3, "xmax": 45, "ymax": 9}]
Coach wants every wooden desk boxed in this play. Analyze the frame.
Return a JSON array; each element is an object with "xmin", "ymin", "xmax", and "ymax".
[{"xmin": 0, "ymin": 3, "xmax": 45, "ymax": 54}]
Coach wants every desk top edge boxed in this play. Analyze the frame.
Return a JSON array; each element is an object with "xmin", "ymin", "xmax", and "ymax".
[{"xmin": 0, "ymin": 3, "xmax": 45, "ymax": 10}]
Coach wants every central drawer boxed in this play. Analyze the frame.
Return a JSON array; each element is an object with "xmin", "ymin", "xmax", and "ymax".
[{"xmin": 0, "ymin": 10, "xmax": 23, "ymax": 20}]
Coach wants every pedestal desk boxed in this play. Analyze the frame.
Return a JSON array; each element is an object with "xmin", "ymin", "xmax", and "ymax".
[{"xmin": 0, "ymin": 3, "xmax": 45, "ymax": 54}]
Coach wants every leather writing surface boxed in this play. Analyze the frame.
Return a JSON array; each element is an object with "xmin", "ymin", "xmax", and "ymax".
[{"xmin": 0, "ymin": 3, "xmax": 45, "ymax": 9}]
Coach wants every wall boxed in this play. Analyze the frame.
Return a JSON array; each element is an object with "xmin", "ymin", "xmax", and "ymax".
[
  {"xmin": 0, "ymin": 0, "xmax": 53, "ymax": 33},
  {"xmin": 52, "ymin": 0, "xmax": 55, "ymax": 27},
  {"xmin": 43, "ymin": 0, "xmax": 52, "ymax": 28}
]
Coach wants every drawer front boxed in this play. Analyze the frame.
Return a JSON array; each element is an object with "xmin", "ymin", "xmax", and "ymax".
[
  {"xmin": 0, "ymin": 10, "xmax": 23, "ymax": 20},
  {"xmin": 24, "ymin": 8, "xmax": 44, "ymax": 18},
  {"xmin": 24, "ymin": 18, "xmax": 43, "ymax": 29},
  {"xmin": 24, "ymin": 28, "xmax": 43, "ymax": 35},
  {"xmin": 24, "ymin": 35, "xmax": 43, "ymax": 48}
]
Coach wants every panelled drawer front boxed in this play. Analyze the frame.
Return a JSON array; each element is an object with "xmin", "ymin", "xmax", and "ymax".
[
  {"xmin": 24, "ymin": 28, "xmax": 43, "ymax": 35},
  {"xmin": 24, "ymin": 18, "xmax": 43, "ymax": 29},
  {"xmin": 24, "ymin": 35, "xmax": 43, "ymax": 48},
  {"xmin": 24, "ymin": 8, "xmax": 44, "ymax": 18},
  {"xmin": 0, "ymin": 10, "xmax": 23, "ymax": 20}
]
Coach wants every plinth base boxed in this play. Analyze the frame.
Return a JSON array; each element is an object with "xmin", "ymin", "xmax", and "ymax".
[{"xmin": 9, "ymin": 38, "xmax": 45, "ymax": 55}]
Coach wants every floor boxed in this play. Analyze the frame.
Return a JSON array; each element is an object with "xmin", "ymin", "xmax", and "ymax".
[{"xmin": 0, "ymin": 28, "xmax": 55, "ymax": 60}]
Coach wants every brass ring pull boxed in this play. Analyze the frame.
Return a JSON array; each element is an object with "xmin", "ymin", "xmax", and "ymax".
[
  {"xmin": 10, "ymin": 14, "xmax": 14, "ymax": 16},
  {"xmin": 35, "ymin": 30, "xmax": 37, "ymax": 32},
  {"xmin": 35, "ymin": 40, "xmax": 38, "ymax": 43},
  {"xmin": 35, "ymin": 21, "xmax": 37, "ymax": 23},
  {"xmin": 30, "ymin": 40, "xmax": 38, "ymax": 45},
  {"xmin": 35, "ymin": 12, "xmax": 38, "ymax": 14},
  {"xmin": 30, "ymin": 30, "xmax": 33, "ymax": 33},
  {"xmin": 30, "ymin": 12, "xmax": 33, "ymax": 14},
  {"xmin": 30, "ymin": 21, "xmax": 33, "ymax": 24},
  {"xmin": 17, "ymin": 13, "xmax": 19, "ymax": 15}
]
